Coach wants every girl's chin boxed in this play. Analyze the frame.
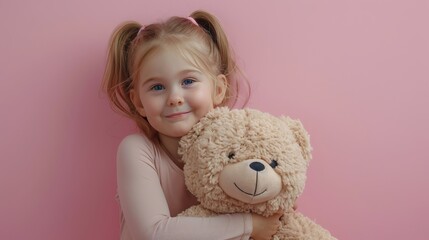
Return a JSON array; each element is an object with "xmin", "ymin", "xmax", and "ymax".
[{"xmin": 160, "ymin": 129, "xmax": 192, "ymax": 139}]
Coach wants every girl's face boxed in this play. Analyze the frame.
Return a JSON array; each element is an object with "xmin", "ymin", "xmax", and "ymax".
[{"xmin": 131, "ymin": 45, "xmax": 226, "ymax": 138}]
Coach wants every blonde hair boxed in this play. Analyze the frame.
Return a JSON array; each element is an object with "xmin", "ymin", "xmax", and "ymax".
[{"xmin": 102, "ymin": 10, "xmax": 249, "ymax": 139}]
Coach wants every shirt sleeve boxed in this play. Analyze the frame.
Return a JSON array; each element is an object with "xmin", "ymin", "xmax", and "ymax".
[{"xmin": 117, "ymin": 134, "xmax": 253, "ymax": 240}]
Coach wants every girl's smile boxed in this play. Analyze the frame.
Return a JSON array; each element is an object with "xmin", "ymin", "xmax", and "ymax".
[{"xmin": 164, "ymin": 110, "xmax": 192, "ymax": 120}]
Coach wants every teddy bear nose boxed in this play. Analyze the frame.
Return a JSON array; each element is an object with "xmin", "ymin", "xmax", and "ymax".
[{"xmin": 249, "ymin": 162, "xmax": 265, "ymax": 172}]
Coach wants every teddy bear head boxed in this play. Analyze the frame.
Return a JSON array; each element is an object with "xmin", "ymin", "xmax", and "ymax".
[{"xmin": 178, "ymin": 107, "xmax": 312, "ymax": 216}]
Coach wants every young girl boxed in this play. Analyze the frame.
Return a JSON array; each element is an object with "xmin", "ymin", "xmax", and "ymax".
[{"xmin": 103, "ymin": 10, "xmax": 282, "ymax": 240}]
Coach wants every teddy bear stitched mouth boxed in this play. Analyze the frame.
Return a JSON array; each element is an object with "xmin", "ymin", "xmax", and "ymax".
[{"xmin": 233, "ymin": 176, "xmax": 267, "ymax": 196}]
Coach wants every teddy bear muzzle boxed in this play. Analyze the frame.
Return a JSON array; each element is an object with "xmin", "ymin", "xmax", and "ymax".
[{"xmin": 218, "ymin": 159, "xmax": 282, "ymax": 204}]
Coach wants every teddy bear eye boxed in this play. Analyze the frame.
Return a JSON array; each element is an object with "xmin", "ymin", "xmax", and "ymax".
[
  {"xmin": 269, "ymin": 160, "xmax": 278, "ymax": 168},
  {"xmin": 228, "ymin": 152, "xmax": 235, "ymax": 159}
]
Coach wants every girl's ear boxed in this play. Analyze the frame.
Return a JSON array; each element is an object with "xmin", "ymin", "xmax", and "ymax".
[
  {"xmin": 213, "ymin": 74, "xmax": 227, "ymax": 106},
  {"xmin": 130, "ymin": 89, "xmax": 146, "ymax": 117}
]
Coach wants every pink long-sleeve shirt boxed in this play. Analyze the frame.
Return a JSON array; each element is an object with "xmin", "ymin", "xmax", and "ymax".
[{"xmin": 117, "ymin": 133, "xmax": 253, "ymax": 240}]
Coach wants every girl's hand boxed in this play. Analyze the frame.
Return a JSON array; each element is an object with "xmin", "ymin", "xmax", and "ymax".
[{"xmin": 250, "ymin": 211, "xmax": 282, "ymax": 240}]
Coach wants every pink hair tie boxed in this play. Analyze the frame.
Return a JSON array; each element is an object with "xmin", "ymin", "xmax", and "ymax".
[
  {"xmin": 187, "ymin": 16, "xmax": 199, "ymax": 26},
  {"xmin": 137, "ymin": 26, "xmax": 145, "ymax": 36}
]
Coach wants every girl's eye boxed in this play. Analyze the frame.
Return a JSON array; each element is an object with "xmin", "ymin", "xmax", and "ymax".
[
  {"xmin": 182, "ymin": 78, "xmax": 195, "ymax": 86},
  {"xmin": 150, "ymin": 84, "xmax": 164, "ymax": 91}
]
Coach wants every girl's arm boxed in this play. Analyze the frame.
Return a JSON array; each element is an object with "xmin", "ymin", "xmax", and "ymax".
[{"xmin": 117, "ymin": 134, "xmax": 253, "ymax": 240}]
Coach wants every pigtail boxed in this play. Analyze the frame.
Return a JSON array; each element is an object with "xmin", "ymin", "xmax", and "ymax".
[
  {"xmin": 102, "ymin": 21, "xmax": 141, "ymax": 116},
  {"xmin": 190, "ymin": 11, "xmax": 234, "ymax": 77},
  {"xmin": 191, "ymin": 10, "xmax": 250, "ymax": 107}
]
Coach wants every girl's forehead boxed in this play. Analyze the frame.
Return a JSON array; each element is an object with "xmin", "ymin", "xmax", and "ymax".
[
  {"xmin": 137, "ymin": 40, "xmax": 213, "ymax": 79},
  {"xmin": 140, "ymin": 46, "xmax": 198, "ymax": 74}
]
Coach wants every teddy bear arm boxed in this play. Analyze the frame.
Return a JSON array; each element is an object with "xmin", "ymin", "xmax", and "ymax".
[
  {"xmin": 275, "ymin": 212, "xmax": 337, "ymax": 240},
  {"xmin": 178, "ymin": 204, "xmax": 217, "ymax": 217}
]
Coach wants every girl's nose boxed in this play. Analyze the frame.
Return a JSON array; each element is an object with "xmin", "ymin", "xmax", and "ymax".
[{"xmin": 168, "ymin": 93, "xmax": 184, "ymax": 106}]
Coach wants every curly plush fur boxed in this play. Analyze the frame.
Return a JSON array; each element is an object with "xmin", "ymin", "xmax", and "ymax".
[{"xmin": 178, "ymin": 107, "xmax": 336, "ymax": 240}]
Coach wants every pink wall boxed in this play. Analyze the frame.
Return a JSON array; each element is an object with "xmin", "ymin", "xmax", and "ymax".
[{"xmin": 1, "ymin": 0, "xmax": 428, "ymax": 239}]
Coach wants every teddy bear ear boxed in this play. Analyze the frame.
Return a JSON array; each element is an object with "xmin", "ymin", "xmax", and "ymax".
[
  {"xmin": 178, "ymin": 107, "xmax": 230, "ymax": 159},
  {"xmin": 280, "ymin": 116, "xmax": 313, "ymax": 161}
]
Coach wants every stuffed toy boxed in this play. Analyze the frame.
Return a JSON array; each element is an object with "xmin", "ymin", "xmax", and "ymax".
[{"xmin": 178, "ymin": 107, "xmax": 336, "ymax": 239}]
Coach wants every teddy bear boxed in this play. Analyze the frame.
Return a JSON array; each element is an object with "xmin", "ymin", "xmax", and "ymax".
[{"xmin": 178, "ymin": 107, "xmax": 336, "ymax": 240}]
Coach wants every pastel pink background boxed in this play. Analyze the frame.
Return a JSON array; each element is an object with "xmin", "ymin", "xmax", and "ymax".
[{"xmin": 1, "ymin": 0, "xmax": 428, "ymax": 239}]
